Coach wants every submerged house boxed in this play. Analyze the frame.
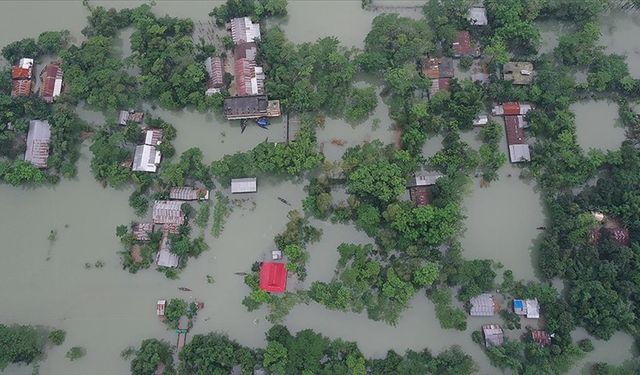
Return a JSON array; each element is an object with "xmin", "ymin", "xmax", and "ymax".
[
  {"xmin": 156, "ymin": 233, "xmax": 179, "ymax": 268},
  {"xmin": 223, "ymin": 95, "xmax": 281, "ymax": 120},
  {"xmin": 590, "ymin": 227, "xmax": 630, "ymax": 246},
  {"xmin": 118, "ymin": 110, "xmax": 144, "ymax": 126},
  {"xmin": 421, "ymin": 57, "xmax": 454, "ymax": 97},
  {"xmin": 24, "ymin": 120, "xmax": 51, "ymax": 168},
  {"xmin": 235, "ymin": 58, "xmax": 265, "ymax": 96},
  {"xmin": 259, "ymin": 262, "xmax": 287, "ymax": 293},
  {"xmin": 40, "ymin": 63, "xmax": 63, "ymax": 103},
  {"xmin": 491, "ymin": 102, "xmax": 533, "ymax": 116},
  {"xmin": 11, "ymin": 58, "xmax": 34, "ymax": 97},
  {"xmin": 132, "ymin": 223, "xmax": 154, "ymax": 241},
  {"xmin": 231, "ymin": 177, "xmax": 257, "ymax": 194},
  {"xmin": 469, "ymin": 293, "xmax": 497, "ymax": 317},
  {"xmin": 482, "ymin": 324, "xmax": 504, "ymax": 347},
  {"xmin": 452, "ymin": 31, "xmax": 477, "ymax": 58},
  {"xmin": 505, "ymin": 115, "xmax": 531, "ymax": 163},
  {"xmin": 132, "ymin": 145, "xmax": 161, "ymax": 172},
  {"xmin": 407, "ymin": 172, "xmax": 443, "ymax": 207},
  {"xmin": 230, "ymin": 17, "xmax": 261, "ymax": 45},
  {"xmin": 205, "ymin": 56, "xmax": 225, "ymax": 95},
  {"xmin": 169, "ymin": 187, "xmax": 210, "ymax": 201},
  {"xmin": 513, "ymin": 298, "xmax": 540, "ymax": 319},
  {"xmin": 504, "ymin": 62, "xmax": 534, "ymax": 85},
  {"xmin": 152, "ymin": 200, "xmax": 185, "ymax": 225}
]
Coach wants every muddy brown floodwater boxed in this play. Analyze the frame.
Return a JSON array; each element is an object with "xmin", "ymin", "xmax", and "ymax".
[{"xmin": 0, "ymin": 2, "xmax": 636, "ymax": 374}]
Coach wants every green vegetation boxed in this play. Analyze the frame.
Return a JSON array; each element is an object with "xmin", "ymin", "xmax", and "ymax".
[
  {"xmin": 194, "ymin": 202, "xmax": 210, "ymax": 229},
  {"xmin": 66, "ymin": 346, "xmax": 86, "ymax": 361},
  {"xmin": 48, "ymin": 329, "xmax": 66, "ymax": 346},
  {"xmin": 0, "ymin": 324, "xmax": 52, "ymax": 370},
  {"xmin": 345, "ymin": 86, "xmax": 378, "ymax": 123},
  {"xmin": 209, "ymin": 0, "xmax": 288, "ymax": 24},
  {"xmin": 211, "ymin": 192, "xmax": 231, "ymax": 238},
  {"xmin": 130, "ymin": 339, "xmax": 175, "ymax": 375},
  {"xmin": 1, "ymin": 30, "xmax": 70, "ymax": 63},
  {"xmin": 478, "ymin": 121, "xmax": 507, "ymax": 182}
]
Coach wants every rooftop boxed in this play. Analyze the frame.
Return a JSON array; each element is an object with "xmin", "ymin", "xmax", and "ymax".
[
  {"xmin": 40, "ymin": 63, "xmax": 63, "ymax": 103},
  {"xmin": 470, "ymin": 293, "xmax": 496, "ymax": 316},
  {"xmin": 452, "ymin": 31, "xmax": 474, "ymax": 57},
  {"xmin": 132, "ymin": 223, "xmax": 154, "ymax": 241},
  {"xmin": 409, "ymin": 186, "xmax": 431, "ymax": 207},
  {"xmin": 504, "ymin": 62, "xmax": 534, "ymax": 85},
  {"xmin": 224, "ymin": 95, "xmax": 280, "ymax": 120},
  {"xmin": 132, "ymin": 145, "xmax": 161, "ymax": 172},
  {"xmin": 468, "ymin": 6, "xmax": 488, "ymax": 25},
  {"xmin": 259, "ymin": 262, "xmax": 287, "ymax": 293},
  {"xmin": 231, "ymin": 177, "xmax": 257, "ymax": 194},
  {"xmin": 144, "ymin": 128, "xmax": 164, "ymax": 146},
  {"xmin": 230, "ymin": 17, "xmax": 261, "ymax": 45},
  {"xmin": 152, "ymin": 200, "xmax": 185, "ymax": 225},
  {"xmin": 170, "ymin": 187, "xmax": 209, "ymax": 201},
  {"xmin": 24, "ymin": 120, "xmax": 51, "ymax": 168},
  {"xmin": 532, "ymin": 330, "xmax": 552, "ymax": 347},
  {"xmin": 482, "ymin": 324, "xmax": 504, "ymax": 347}
]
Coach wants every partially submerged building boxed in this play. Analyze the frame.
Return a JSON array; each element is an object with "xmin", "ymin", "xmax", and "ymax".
[
  {"xmin": 491, "ymin": 102, "xmax": 533, "ymax": 116},
  {"xmin": 156, "ymin": 233, "xmax": 179, "ymax": 268},
  {"xmin": 223, "ymin": 95, "xmax": 281, "ymax": 120},
  {"xmin": 421, "ymin": 57, "xmax": 454, "ymax": 97},
  {"xmin": 133, "ymin": 223, "xmax": 154, "ymax": 241},
  {"xmin": 504, "ymin": 115, "xmax": 531, "ymax": 163},
  {"xmin": 118, "ymin": 110, "xmax": 145, "ymax": 126},
  {"xmin": 504, "ymin": 62, "xmax": 534, "ymax": 85},
  {"xmin": 470, "ymin": 293, "xmax": 497, "ymax": 317},
  {"xmin": 235, "ymin": 58, "xmax": 265, "ymax": 96},
  {"xmin": 152, "ymin": 200, "xmax": 185, "ymax": 225},
  {"xmin": 513, "ymin": 298, "xmax": 540, "ymax": 319},
  {"xmin": 230, "ymin": 17, "xmax": 261, "ymax": 45},
  {"xmin": 40, "ymin": 63, "xmax": 63, "ymax": 103},
  {"xmin": 144, "ymin": 128, "xmax": 164, "ymax": 146},
  {"xmin": 468, "ymin": 6, "xmax": 488, "ymax": 26},
  {"xmin": 169, "ymin": 187, "xmax": 210, "ymax": 201},
  {"xmin": 205, "ymin": 56, "xmax": 225, "ymax": 95},
  {"xmin": 156, "ymin": 300, "xmax": 166, "ymax": 317},
  {"xmin": 231, "ymin": 177, "xmax": 257, "ymax": 194},
  {"xmin": 11, "ymin": 58, "xmax": 34, "ymax": 97},
  {"xmin": 407, "ymin": 172, "xmax": 443, "ymax": 207},
  {"xmin": 24, "ymin": 120, "xmax": 51, "ymax": 168},
  {"xmin": 259, "ymin": 262, "xmax": 287, "ymax": 293},
  {"xmin": 132, "ymin": 145, "xmax": 161, "ymax": 172},
  {"xmin": 482, "ymin": 324, "xmax": 504, "ymax": 347},
  {"xmin": 531, "ymin": 330, "xmax": 552, "ymax": 347}
]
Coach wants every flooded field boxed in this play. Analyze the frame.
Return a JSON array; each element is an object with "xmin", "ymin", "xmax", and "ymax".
[
  {"xmin": 0, "ymin": 1, "xmax": 637, "ymax": 374},
  {"xmin": 571, "ymin": 100, "xmax": 626, "ymax": 152}
]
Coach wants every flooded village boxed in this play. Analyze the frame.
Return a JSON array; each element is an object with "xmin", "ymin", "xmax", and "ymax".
[{"xmin": 0, "ymin": 1, "xmax": 639, "ymax": 374}]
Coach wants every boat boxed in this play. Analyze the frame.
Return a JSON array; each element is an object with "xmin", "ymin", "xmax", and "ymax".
[
  {"xmin": 178, "ymin": 287, "xmax": 191, "ymax": 292},
  {"xmin": 278, "ymin": 197, "xmax": 291, "ymax": 206}
]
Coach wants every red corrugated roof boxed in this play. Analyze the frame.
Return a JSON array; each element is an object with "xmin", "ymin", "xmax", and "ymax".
[
  {"xmin": 453, "ymin": 31, "xmax": 472, "ymax": 56},
  {"xmin": 438, "ymin": 78, "xmax": 451, "ymax": 92},
  {"xmin": 502, "ymin": 102, "xmax": 520, "ymax": 116},
  {"xmin": 40, "ymin": 64, "xmax": 62, "ymax": 103},
  {"xmin": 409, "ymin": 186, "xmax": 431, "ymax": 206},
  {"xmin": 531, "ymin": 330, "xmax": 551, "ymax": 347},
  {"xmin": 259, "ymin": 262, "xmax": 287, "ymax": 293},
  {"xmin": 422, "ymin": 57, "xmax": 440, "ymax": 79},
  {"xmin": 505, "ymin": 116, "xmax": 526, "ymax": 146},
  {"xmin": 11, "ymin": 79, "xmax": 32, "ymax": 97},
  {"xmin": 12, "ymin": 67, "xmax": 30, "ymax": 79}
]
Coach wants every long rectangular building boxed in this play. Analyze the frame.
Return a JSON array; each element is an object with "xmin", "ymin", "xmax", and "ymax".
[
  {"xmin": 505, "ymin": 116, "xmax": 531, "ymax": 163},
  {"xmin": 24, "ymin": 120, "xmax": 51, "ymax": 168},
  {"xmin": 223, "ymin": 95, "xmax": 281, "ymax": 120}
]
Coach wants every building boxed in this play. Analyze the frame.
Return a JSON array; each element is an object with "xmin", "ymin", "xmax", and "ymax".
[
  {"xmin": 505, "ymin": 116, "xmax": 531, "ymax": 163},
  {"xmin": 118, "ymin": 110, "xmax": 144, "ymax": 126},
  {"xmin": 422, "ymin": 57, "xmax": 441, "ymax": 79},
  {"xmin": 421, "ymin": 57, "xmax": 454, "ymax": 97},
  {"xmin": 169, "ymin": 187, "xmax": 210, "ymax": 201},
  {"xmin": 234, "ymin": 42, "xmax": 258, "ymax": 61},
  {"xmin": 468, "ymin": 6, "xmax": 488, "ymax": 26},
  {"xmin": 470, "ymin": 293, "xmax": 497, "ymax": 316},
  {"xmin": 132, "ymin": 145, "xmax": 161, "ymax": 172},
  {"xmin": 504, "ymin": 62, "xmax": 534, "ymax": 85},
  {"xmin": 144, "ymin": 128, "xmax": 164, "ymax": 146},
  {"xmin": 152, "ymin": 200, "xmax": 185, "ymax": 225},
  {"xmin": 205, "ymin": 56, "xmax": 225, "ymax": 95},
  {"xmin": 230, "ymin": 17, "xmax": 261, "ymax": 45},
  {"xmin": 491, "ymin": 102, "xmax": 533, "ymax": 116},
  {"xmin": 259, "ymin": 262, "xmax": 287, "ymax": 293},
  {"xmin": 473, "ymin": 114, "xmax": 489, "ymax": 126},
  {"xmin": 11, "ymin": 79, "xmax": 32, "ymax": 97},
  {"xmin": 40, "ymin": 63, "xmax": 63, "ymax": 103},
  {"xmin": 156, "ymin": 232, "xmax": 179, "ymax": 268},
  {"xmin": 133, "ymin": 223, "xmax": 154, "ymax": 241},
  {"xmin": 452, "ymin": 31, "xmax": 474, "ymax": 58},
  {"xmin": 231, "ymin": 177, "xmax": 257, "ymax": 194},
  {"xmin": 513, "ymin": 298, "xmax": 540, "ymax": 319},
  {"xmin": 407, "ymin": 172, "xmax": 443, "ymax": 207},
  {"xmin": 272, "ymin": 250, "xmax": 282, "ymax": 260},
  {"xmin": 24, "ymin": 120, "xmax": 51, "ymax": 168},
  {"xmin": 235, "ymin": 58, "xmax": 265, "ymax": 96},
  {"xmin": 223, "ymin": 95, "xmax": 281, "ymax": 120},
  {"xmin": 482, "ymin": 324, "xmax": 504, "ymax": 347},
  {"xmin": 156, "ymin": 300, "xmax": 166, "ymax": 317},
  {"xmin": 531, "ymin": 330, "xmax": 552, "ymax": 347}
]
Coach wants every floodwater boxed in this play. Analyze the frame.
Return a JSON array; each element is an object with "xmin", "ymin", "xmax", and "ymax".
[
  {"xmin": 0, "ymin": 1, "xmax": 636, "ymax": 375},
  {"xmin": 571, "ymin": 100, "xmax": 626, "ymax": 152}
]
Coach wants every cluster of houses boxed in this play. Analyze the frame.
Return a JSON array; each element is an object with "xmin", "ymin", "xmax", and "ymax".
[
  {"xmin": 418, "ymin": 4, "xmax": 537, "ymax": 165},
  {"xmin": 469, "ymin": 293, "xmax": 551, "ymax": 348},
  {"xmin": 11, "ymin": 58, "xmax": 63, "ymax": 102},
  {"xmin": 115, "ymin": 109, "xmax": 165, "ymax": 173}
]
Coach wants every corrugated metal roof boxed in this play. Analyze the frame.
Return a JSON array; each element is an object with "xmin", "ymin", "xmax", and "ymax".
[
  {"xmin": 231, "ymin": 177, "xmax": 257, "ymax": 193},
  {"xmin": 169, "ymin": 187, "xmax": 209, "ymax": 201},
  {"xmin": 230, "ymin": 17, "xmax": 261, "ymax": 45},
  {"xmin": 132, "ymin": 145, "xmax": 161, "ymax": 172},
  {"xmin": 509, "ymin": 144, "xmax": 531, "ymax": 163},
  {"xmin": 482, "ymin": 324, "xmax": 504, "ymax": 347},
  {"xmin": 259, "ymin": 262, "xmax": 287, "ymax": 293},
  {"xmin": 156, "ymin": 232, "xmax": 179, "ymax": 268},
  {"xmin": 468, "ymin": 6, "xmax": 488, "ymax": 25},
  {"xmin": 152, "ymin": 200, "xmax": 185, "ymax": 225},
  {"xmin": 24, "ymin": 120, "xmax": 51, "ymax": 168},
  {"xmin": 470, "ymin": 293, "xmax": 495, "ymax": 316},
  {"xmin": 133, "ymin": 223, "xmax": 154, "ymax": 241},
  {"xmin": 144, "ymin": 128, "xmax": 163, "ymax": 146},
  {"xmin": 413, "ymin": 172, "xmax": 444, "ymax": 187},
  {"xmin": 40, "ymin": 64, "xmax": 63, "ymax": 103}
]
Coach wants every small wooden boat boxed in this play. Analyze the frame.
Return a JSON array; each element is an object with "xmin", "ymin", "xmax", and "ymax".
[
  {"xmin": 178, "ymin": 287, "xmax": 192, "ymax": 292},
  {"xmin": 278, "ymin": 197, "xmax": 291, "ymax": 206}
]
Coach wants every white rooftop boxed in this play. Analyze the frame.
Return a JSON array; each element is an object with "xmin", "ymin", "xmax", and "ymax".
[
  {"xmin": 231, "ymin": 177, "xmax": 257, "ymax": 194},
  {"xmin": 132, "ymin": 145, "xmax": 161, "ymax": 172}
]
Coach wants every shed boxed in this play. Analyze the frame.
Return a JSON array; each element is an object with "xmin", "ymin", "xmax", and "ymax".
[
  {"xmin": 118, "ymin": 110, "xmax": 145, "ymax": 126},
  {"xmin": 157, "ymin": 300, "xmax": 166, "ymax": 316},
  {"xmin": 531, "ymin": 330, "xmax": 552, "ymax": 347},
  {"xmin": 504, "ymin": 62, "xmax": 534, "ymax": 85},
  {"xmin": 40, "ymin": 63, "xmax": 63, "ymax": 103},
  {"xmin": 11, "ymin": 79, "xmax": 32, "ymax": 97},
  {"xmin": 259, "ymin": 262, "xmax": 287, "ymax": 293},
  {"xmin": 156, "ymin": 233, "xmax": 179, "ymax": 268},
  {"xmin": 144, "ymin": 128, "xmax": 164, "ymax": 146},
  {"xmin": 468, "ymin": 6, "xmax": 488, "ymax": 25},
  {"xmin": 230, "ymin": 17, "xmax": 261, "ymax": 45},
  {"xmin": 24, "ymin": 120, "xmax": 51, "ymax": 168},
  {"xmin": 223, "ymin": 95, "xmax": 281, "ymax": 120},
  {"xmin": 482, "ymin": 324, "xmax": 504, "ymax": 347},
  {"xmin": 169, "ymin": 187, "xmax": 210, "ymax": 201},
  {"xmin": 452, "ymin": 31, "xmax": 474, "ymax": 57},
  {"xmin": 132, "ymin": 145, "xmax": 161, "ymax": 172},
  {"xmin": 411, "ymin": 172, "xmax": 444, "ymax": 187},
  {"xmin": 231, "ymin": 177, "xmax": 257, "ymax": 194},
  {"xmin": 513, "ymin": 299, "xmax": 526, "ymax": 315},
  {"xmin": 508, "ymin": 144, "xmax": 531, "ymax": 163},
  {"xmin": 470, "ymin": 293, "xmax": 496, "ymax": 316},
  {"xmin": 526, "ymin": 299, "xmax": 540, "ymax": 319},
  {"xmin": 473, "ymin": 114, "xmax": 489, "ymax": 126},
  {"xmin": 152, "ymin": 200, "xmax": 185, "ymax": 225},
  {"xmin": 133, "ymin": 223, "xmax": 154, "ymax": 241},
  {"xmin": 610, "ymin": 228, "xmax": 630, "ymax": 246}
]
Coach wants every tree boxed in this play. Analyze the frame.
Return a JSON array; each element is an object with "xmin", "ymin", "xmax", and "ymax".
[
  {"xmin": 345, "ymin": 86, "xmax": 378, "ymax": 123},
  {"xmin": 413, "ymin": 262, "xmax": 440, "ymax": 286},
  {"xmin": 0, "ymin": 324, "xmax": 47, "ymax": 370},
  {"xmin": 164, "ymin": 299, "xmax": 188, "ymax": 328},
  {"xmin": 48, "ymin": 329, "xmax": 66, "ymax": 346},
  {"xmin": 66, "ymin": 346, "xmax": 86, "ymax": 361},
  {"xmin": 2, "ymin": 161, "xmax": 46, "ymax": 186},
  {"xmin": 131, "ymin": 339, "xmax": 174, "ymax": 375},
  {"xmin": 263, "ymin": 341, "xmax": 288, "ymax": 374}
]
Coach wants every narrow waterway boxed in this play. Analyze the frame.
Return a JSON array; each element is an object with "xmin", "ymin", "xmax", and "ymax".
[{"xmin": 0, "ymin": 2, "xmax": 637, "ymax": 375}]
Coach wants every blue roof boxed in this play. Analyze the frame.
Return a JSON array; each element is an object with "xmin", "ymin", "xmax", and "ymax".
[{"xmin": 513, "ymin": 299, "xmax": 524, "ymax": 309}]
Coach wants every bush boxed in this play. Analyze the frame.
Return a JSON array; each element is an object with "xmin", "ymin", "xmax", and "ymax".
[
  {"xmin": 578, "ymin": 338, "xmax": 594, "ymax": 352},
  {"xmin": 66, "ymin": 346, "xmax": 86, "ymax": 361},
  {"xmin": 459, "ymin": 55, "xmax": 473, "ymax": 71},
  {"xmin": 48, "ymin": 330, "xmax": 66, "ymax": 345}
]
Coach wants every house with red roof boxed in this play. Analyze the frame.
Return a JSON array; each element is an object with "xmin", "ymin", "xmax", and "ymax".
[
  {"xmin": 40, "ymin": 63, "xmax": 63, "ymax": 103},
  {"xmin": 452, "ymin": 31, "xmax": 476, "ymax": 58},
  {"xmin": 259, "ymin": 262, "xmax": 287, "ymax": 293}
]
